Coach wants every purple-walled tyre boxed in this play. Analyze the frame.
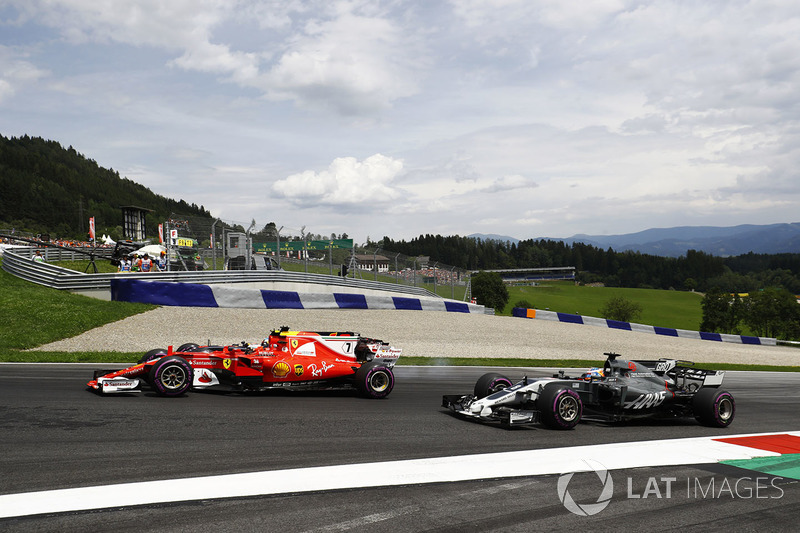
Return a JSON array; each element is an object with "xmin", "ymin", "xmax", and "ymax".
[
  {"xmin": 355, "ymin": 364, "xmax": 394, "ymax": 399},
  {"xmin": 148, "ymin": 356, "xmax": 193, "ymax": 397},
  {"xmin": 539, "ymin": 385, "xmax": 582, "ymax": 429},
  {"xmin": 693, "ymin": 388, "xmax": 735, "ymax": 427},
  {"xmin": 474, "ymin": 372, "xmax": 513, "ymax": 399}
]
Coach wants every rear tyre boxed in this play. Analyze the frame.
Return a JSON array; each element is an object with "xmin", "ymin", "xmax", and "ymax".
[
  {"xmin": 538, "ymin": 385, "xmax": 582, "ymax": 430},
  {"xmin": 138, "ymin": 348, "xmax": 167, "ymax": 365},
  {"xmin": 693, "ymin": 388, "xmax": 735, "ymax": 427},
  {"xmin": 355, "ymin": 363, "xmax": 394, "ymax": 399},
  {"xmin": 149, "ymin": 356, "xmax": 193, "ymax": 397},
  {"xmin": 474, "ymin": 373, "xmax": 513, "ymax": 399}
]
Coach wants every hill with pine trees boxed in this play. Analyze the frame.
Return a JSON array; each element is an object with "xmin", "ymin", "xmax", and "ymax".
[{"xmin": 0, "ymin": 134, "xmax": 211, "ymax": 240}]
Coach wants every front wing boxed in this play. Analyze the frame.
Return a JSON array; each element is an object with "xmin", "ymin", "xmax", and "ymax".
[{"xmin": 442, "ymin": 394, "xmax": 540, "ymax": 426}]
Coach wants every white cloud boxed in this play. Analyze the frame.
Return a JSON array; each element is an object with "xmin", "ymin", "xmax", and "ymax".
[
  {"xmin": 0, "ymin": 46, "xmax": 49, "ymax": 102},
  {"xmin": 272, "ymin": 153, "xmax": 404, "ymax": 206}
]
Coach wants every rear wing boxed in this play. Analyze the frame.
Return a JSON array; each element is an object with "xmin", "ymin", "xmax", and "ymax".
[{"xmin": 637, "ymin": 359, "xmax": 725, "ymax": 387}]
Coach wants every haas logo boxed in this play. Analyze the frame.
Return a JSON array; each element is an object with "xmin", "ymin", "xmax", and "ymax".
[{"xmin": 624, "ymin": 391, "xmax": 667, "ymax": 410}]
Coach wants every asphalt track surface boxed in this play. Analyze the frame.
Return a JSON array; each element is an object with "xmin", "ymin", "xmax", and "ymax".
[{"xmin": 2, "ymin": 364, "xmax": 800, "ymax": 531}]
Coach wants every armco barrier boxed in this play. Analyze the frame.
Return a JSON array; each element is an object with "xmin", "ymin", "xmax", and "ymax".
[
  {"xmin": 2, "ymin": 250, "xmax": 437, "ymax": 298},
  {"xmin": 4, "ymin": 249, "xmax": 486, "ymax": 312},
  {"xmin": 512, "ymin": 307, "xmax": 777, "ymax": 346},
  {"xmin": 111, "ymin": 279, "xmax": 483, "ymax": 313}
]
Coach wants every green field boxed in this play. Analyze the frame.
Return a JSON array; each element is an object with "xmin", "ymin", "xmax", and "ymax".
[
  {"xmin": 503, "ymin": 282, "xmax": 705, "ymax": 331},
  {"xmin": 2, "ymin": 258, "xmax": 796, "ymax": 370}
]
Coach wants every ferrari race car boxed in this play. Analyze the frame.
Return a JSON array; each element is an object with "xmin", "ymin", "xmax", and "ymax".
[
  {"xmin": 87, "ymin": 327, "xmax": 401, "ymax": 399},
  {"xmin": 442, "ymin": 352, "xmax": 735, "ymax": 429}
]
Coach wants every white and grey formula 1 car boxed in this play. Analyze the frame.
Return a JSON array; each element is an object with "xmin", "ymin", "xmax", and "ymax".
[{"xmin": 442, "ymin": 353, "xmax": 735, "ymax": 430}]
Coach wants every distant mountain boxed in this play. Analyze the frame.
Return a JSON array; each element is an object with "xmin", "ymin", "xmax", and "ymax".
[
  {"xmin": 468, "ymin": 233, "xmax": 520, "ymax": 244},
  {"xmin": 545, "ymin": 223, "xmax": 800, "ymax": 257}
]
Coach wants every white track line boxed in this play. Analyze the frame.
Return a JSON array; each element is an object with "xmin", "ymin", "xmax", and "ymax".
[{"xmin": 1, "ymin": 431, "xmax": 796, "ymax": 519}]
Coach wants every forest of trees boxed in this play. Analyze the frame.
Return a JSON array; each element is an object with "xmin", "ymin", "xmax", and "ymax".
[
  {"xmin": 0, "ymin": 134, "xmax": 212, "ymax": 240},
  {"xmin": 381, "ymin": 234, "xmax": 800, "ymax": 295}
]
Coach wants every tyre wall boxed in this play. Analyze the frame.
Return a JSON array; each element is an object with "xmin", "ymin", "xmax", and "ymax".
[
  {"xmin": 111, "ymin": 278, "xmax": 484, "ymax": 313},
  {"xmin": 512, "ymin": 307, "xmax": 776, "ymax": 346}
]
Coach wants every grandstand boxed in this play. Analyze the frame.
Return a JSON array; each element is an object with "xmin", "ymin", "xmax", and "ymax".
[{"xmin": 473, "ymin": 266, "xmax": 576, "ymax": 284}]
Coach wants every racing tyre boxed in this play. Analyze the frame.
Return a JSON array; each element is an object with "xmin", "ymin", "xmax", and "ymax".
[
  {"xmin": 149, "ymin": 356, "xmax": 193, "ymax": 397},
  {"xmin": 538, "ymin": 385, "xmax": 582, "ymax": 430},
  {"xmin": 474, "ymin": 373, "xmax": 513, "ymax": 399},
  {"xmin": 176, "ymin": 343, "xmax": 200, "ymax": 353},
  {"xmin": 355, "ymin": 363, "xmax": 394, "ymax": 399},
  {"xmin": 138, "ymin": 348, "xmax": 167, "ymax": 365},
  {"xmin": 693, "ymin": 388, "xmax": 735, "ymax": 428}
]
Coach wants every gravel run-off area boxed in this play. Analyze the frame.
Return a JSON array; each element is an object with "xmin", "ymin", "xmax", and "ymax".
[{"xmin": 33, "ymin": 307, "xmax": 800, "ymax": 366}]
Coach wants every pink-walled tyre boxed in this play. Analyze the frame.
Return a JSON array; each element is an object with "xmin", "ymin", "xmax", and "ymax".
[
  {"xmin": 693, "ymin": 388, "xmax": 735, "ymax": 427},
  {"xmin": 539, "ymin": 385, "xmax": 582, "ymax": 430},
  {"xmin": 149, "ymin": 356, "xmax": 193, "ymax": 397},
  {"xmin": 355, "ymin": 364, "xmax": 394, "ymax": 399},
  {"xmin": 474, "ymin": 373, "xmax": 513, "ymax": 399}
]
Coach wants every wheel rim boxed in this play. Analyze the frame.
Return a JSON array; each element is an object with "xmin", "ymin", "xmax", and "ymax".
[
  {"xmin": 718, "ymin": 397, "xmax": 733, "ymax": 421},
  {"xmin": 160, "ymin": 364, "xmax": 188, "ymax": 390},
  {"xmin": 369, "ymin": 371, "xmax": 390, "ymax": 392},
  {"xmin": 490, "ymin": 380, "xmax": 509, "ymax": 395},
  {"xmin": 558, "ymin": 394, "xmax": 580, "ymax": 422}
]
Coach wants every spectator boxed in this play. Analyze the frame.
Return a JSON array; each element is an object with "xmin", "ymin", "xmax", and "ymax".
[
  {"xmin": 140, "ymin": 253, "xmax": 156, "ymax": 273},
  {"xmin": 32, "ymin": 250, "xmax": 45, "ymax": 263}
]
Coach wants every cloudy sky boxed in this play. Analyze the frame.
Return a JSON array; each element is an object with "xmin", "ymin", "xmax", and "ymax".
[{"xmin": 2, "ymin": 1, "xmax": 800, "ymax": 243}]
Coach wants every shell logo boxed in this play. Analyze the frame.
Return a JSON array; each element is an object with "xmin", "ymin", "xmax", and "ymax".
[{"xmin": 272, "ymin": 361, "xmax": 292, "ymax": 378}]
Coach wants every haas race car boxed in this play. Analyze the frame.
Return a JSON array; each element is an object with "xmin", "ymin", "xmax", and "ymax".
[
  {"xmin": 87, "ymin": 327, "xmax": 401, "ymax": 399},
  {"xmin": 442, "ymin": 353, "xmax": 735, "ymax": 429}
]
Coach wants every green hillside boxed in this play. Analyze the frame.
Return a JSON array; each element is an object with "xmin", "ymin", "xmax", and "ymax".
[{"xmin": 0, "ymin": 134, "xmax": 212, "ymax": 239}]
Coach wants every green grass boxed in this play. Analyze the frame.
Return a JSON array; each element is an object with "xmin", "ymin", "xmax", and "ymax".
[
  {"xmin": 0, "ymin": 258, "xmax": 154, "ymax": 353},
  {"xmin": 501, "ymin": 281, "xmax": 704, "ymax": 331}
]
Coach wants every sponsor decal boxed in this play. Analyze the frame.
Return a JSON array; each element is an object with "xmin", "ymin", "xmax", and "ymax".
[
  {"xmin": 291, "ymin": 339, "xmax": 299, "ymax": 349},
  {"xmin": 624, "ymin": 391, "xmax": 667, "ymax": 409},
  {"xmin": 223, "ymin": 359, "xmax": 232, "ymax": 370},
  {"xmin": 655, "ymin": 361, "xmax": 676, "ymax": 373},
  {"xmin": 294, "ymin": 364, "xmax": 304, "ymax": 376},
  {"xmin": 190, "ymin": 360, "xmax": 216, "ymax": 367},
  {"xmin": 308, "ymin": 361, "xmax": 334, "ymax": 377},
  {"xmin": 272, "ymin": 361, "xmax": 292, "ymax": 378},
  {"xmin": 628, "ymin": 362, "xmax": 637, "ymax": 371},
  {"xmin": 198, "ymin": 371, "xmax": 213, "ymax": 384},
  {"xmin": 294, "ymin": 343, "xmax": 316, "ymax": 357}
]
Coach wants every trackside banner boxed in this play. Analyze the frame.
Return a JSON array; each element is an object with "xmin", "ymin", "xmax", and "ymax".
[{"xmin": 254, "ymin": 239, "xmax": 353, "ymax": 253}]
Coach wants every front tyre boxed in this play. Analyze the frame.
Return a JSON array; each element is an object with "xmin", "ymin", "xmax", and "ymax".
[
  {"xmin": 149, "ymin": 356, "xmax": 193, "ymax": 397},
  {"xmin": 538, "ymin": 385, "xmax": 582, "ymax": 430},
  {"xmin": 693, "ymin": 388, "xmax": 735, "ymax": 427},
  {"xmin": 176, "ymin": 343, "xmax": 200, "ymax": 353},
  {"xmin": 474, "ymin": 372, "xmax": 513, "ymax": 399},
  {"xmin": 355, "ymin": 363, "xmax": 394, "ymax": 399}
]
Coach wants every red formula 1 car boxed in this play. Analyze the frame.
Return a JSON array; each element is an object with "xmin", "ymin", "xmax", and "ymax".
[{"xmin": 87, "ymin": 327, "xmax": 401, "ymax": 399}]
